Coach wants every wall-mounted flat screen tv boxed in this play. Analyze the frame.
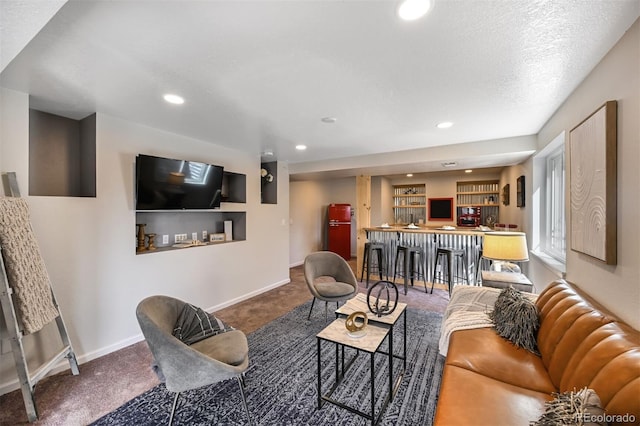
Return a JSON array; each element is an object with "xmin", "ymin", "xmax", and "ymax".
[
  {"xmin": 428, "ymin": 197, "xmax": 454, "ymax": 221},
  {"xmin": 135, "ymin": 154, "xmax": 224, "ymax": 210}
]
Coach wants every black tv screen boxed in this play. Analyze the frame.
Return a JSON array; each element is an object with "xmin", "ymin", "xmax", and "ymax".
[
  {"xmin": 428, "ymin": 198, "xmax": 453, "ymax": 220},
  {"xmin": 135, "ymin": 154, "xmax": 224, "ymax": 210}
]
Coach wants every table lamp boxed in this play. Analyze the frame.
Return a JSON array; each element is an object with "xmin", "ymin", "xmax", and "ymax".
[{"xmin": 482, "ymin": 231, "xmax": 529, "ymax": 273}]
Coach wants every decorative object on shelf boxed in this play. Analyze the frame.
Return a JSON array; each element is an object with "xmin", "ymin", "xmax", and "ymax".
[
  {"xmin": 482, "ymin": 231, "xmax": 529, "ymax": 273},
  {"xmin": 456, "ymin": 180, "xmax": 500, "ymax": 227},
  {"xmin": 502, "ymin": 184, "xmax": 510, "ymax": 206},
  {"xmin": 516, "ymin": 176, "xmax": 525, "ymax": 207},
  {"xmin": 260, "ymin": 167, "xmax": 274, "ymax": 184},
  {"xmin": 345, "ymin": 311, "xmax": 368, "ymax": 337},
  {"xmin": 136, "ymin": 223, "xmax": 147, "ymax": 253},
  {"xmin": 366, "ymin": 280, "xmax": 398, "ymax": 317},
  {"xmin": 486, "ymin": 214, "xmax": 496, "ymax": 228},
  {"xmin": 392, "ymin": 183, "xmax": 426, "ymax": 224},
  {"xmin": 146, "ymin": 233, "xmax": 156, "ymax": 251},
  {"xmin": 261, "ymin": 161, "xmax": 278, "ymax": 204},
  {"xmin": 209, "ymin": 233, "xmax": 226, "ymax": 243},
  {"xmin": 569, "ymin": 100, "xmax": 617, "ymax": 265}
]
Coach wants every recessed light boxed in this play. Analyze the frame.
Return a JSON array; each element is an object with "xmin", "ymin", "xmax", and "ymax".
[
  {"xmin": 437, "ymin": 121, "xmax": 453, "ymax": 129},
  {"xmin": 295, "ymin": 145, "xmax": 307, "ymax": 151},
  {"xmin": 465, "ymin": 169, "xmax": 473, "ymax": 173},
  {"xmin": 321, "ymin": 117, "xmax": 337, "ymax": 123},
  {"xmin": 262, "ymin": 150, "xmax": 274, "ymax": 157},
  {"xmin": 406, "ymin": 173, "xmax": 413, "ymax": 177},
  {"xmin": 163, "ymin": 94, "xmax": 184, "ymax": 105},
  {"xmin": 398, "ymin": 0, "xmax": 433, "ymax": 21}
]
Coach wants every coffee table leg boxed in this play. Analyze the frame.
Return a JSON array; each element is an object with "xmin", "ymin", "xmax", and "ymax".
[
  {"xmin": 336, "ymin": 343, "xmax": 340, "ymax": 380},
  {"xmin": 370, "ymin": 352, "xmax": 375, "ymax": 426},
  {"xmin": 317, "ymin": 338, "xmax": 322, "ymax": 409},
  {"xmin": 389, "ymin": 328, "xmax": 393, "ymax": 398},
  {"xmin": 403, "ymin": 310, "xmax": 407, "ymax": 370}
]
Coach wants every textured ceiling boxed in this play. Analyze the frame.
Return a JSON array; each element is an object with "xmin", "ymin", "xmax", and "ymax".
[{"xmin": 1, "ymin": 0, "xmax": 638, "ymax": 177}]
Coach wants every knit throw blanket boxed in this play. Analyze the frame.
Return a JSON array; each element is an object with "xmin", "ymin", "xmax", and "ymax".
[
  {"xmin": 438, "ymin": 286, "xmax": 503, "ymax": 356},
  {"xmin": 438, "ymin": 285, "xmax": 539, "ymax": 356},
  {"xmin": 0, "ymin": 198, "xmax": 59, "ymax": 334}
]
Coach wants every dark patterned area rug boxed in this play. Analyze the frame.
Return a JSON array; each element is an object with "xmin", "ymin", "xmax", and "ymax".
[{"xmin": 92, "ymin": 301, "xmax": 444, "ymax": 425}]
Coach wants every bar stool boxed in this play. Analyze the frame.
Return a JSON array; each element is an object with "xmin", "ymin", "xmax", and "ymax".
[
  {"xmin": 431, "ymin": 247, "xmax": 469, "ymax": 295},
  {"xmin": 393, "ymin": 245, "xmax": 427, "ymax": 295},
  {"xmin": 475, "ymin": 244, "xmax": 493, "ymax": 283},
  {"xmin": 360, "ymin": 242, "xmax": 387, "ymax": 288}
]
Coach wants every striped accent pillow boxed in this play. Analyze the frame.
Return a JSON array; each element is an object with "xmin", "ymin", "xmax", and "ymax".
[{"xmin": 172, "ymin": 303, "xmax": 230, "ymax": 345}]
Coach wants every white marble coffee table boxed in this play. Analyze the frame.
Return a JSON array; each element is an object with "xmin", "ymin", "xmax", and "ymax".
[{"xmin": 316, "ymin": 318, "xmax": 393, "ymax": 425}]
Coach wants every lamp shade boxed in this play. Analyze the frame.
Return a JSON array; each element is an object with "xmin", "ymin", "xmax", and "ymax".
[{"xmin": 482, "ymin": 231, "xmax": 529, "ymax": 262}]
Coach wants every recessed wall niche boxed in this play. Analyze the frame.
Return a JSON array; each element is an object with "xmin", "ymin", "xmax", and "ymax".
[
  {"xmin": 29, "ymin": 109, "xmax": 96, "ymax": 197},
  {"xmin": 261, "ymin": 161, "xmax": 277, "ymax": 204},
  {"xmin": 221, "ymin": 171, "xmax": 246, "ymax": 203}
]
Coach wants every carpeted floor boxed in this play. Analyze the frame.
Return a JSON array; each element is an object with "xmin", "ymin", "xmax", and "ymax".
[
  {"xmin": 92, "ymin": 301, "xmax": 445, "ymax": 425},
  {"xmin": 0, "ymin": 261, "xmax": 450, "ymax": 425}
]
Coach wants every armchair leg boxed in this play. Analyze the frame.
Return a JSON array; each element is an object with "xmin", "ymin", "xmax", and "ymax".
[
  {"xmin": 236, "ymin": 376, "xmax": 253, "ymax": 426},
  {"xmin": 169, "ymin": 392, "xmax": 180, "ymax": 426},
  {"xmin": 307, "ymin": 297, "xmax": 316, "ymax": 320}
]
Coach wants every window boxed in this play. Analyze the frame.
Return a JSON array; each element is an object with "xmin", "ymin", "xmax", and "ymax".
[
  {"xmin": 533, "ymin": 132, "xmax": 566, "ymax": 267},
  {"xmin": 545, "ymin": 146, "xmax": 565, "ymax": 261}
]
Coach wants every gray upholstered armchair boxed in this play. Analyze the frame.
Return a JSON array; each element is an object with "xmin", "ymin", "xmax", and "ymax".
[
  {"xmin": 136, "ymin": 295, "xmax": 251, "ymax": 425},
  {"xmin": 304, "ymin": 251, "xmax": 358, "ymax": 321}
]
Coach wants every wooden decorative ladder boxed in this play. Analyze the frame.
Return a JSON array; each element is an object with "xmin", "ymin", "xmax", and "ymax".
[{"xmin": 0, "ymin": 172, "xmax": 79, "ymax": 422}]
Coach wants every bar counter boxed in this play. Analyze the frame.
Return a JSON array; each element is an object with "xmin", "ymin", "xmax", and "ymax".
[{"xmin": 364, "ymin": 226, "xmax": 488, "ymax": 288}]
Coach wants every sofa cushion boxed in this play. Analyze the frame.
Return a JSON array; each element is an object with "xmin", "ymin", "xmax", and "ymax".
[
  {"xmin": 489, "ymin": 286, "xmax": 540, "ymax": 354},
  {"xmin": 560, "ymin": 323, "xmax": 640, "ymax": 413},
  {"xmin": 433, "ymin": 365, "xmax": 551, "ymax": 426},
  {"xmin": 446, "ymin": 327, "xmax": 555, "ymax": 394},
  {"xmin": 536, "ymin": 280, "xmax": 640, "ymax": 424}
]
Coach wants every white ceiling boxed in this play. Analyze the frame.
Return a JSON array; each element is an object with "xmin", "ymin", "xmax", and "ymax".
[{"xmin": 1, "ymin": 0, "xmax": 638, "ymax": 178}]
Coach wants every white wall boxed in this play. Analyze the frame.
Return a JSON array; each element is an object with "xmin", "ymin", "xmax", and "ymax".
[
  {"xmin": 499, "ymin": 165, "xmax": 528, "ymax": 231},
  {"xmin": 529, "ymin": 19, "xmax": 640, "ymax": 328},
  {"xmin": 0, "ymin": 89, "xmax": 291, "ymax": 393},
  {"xmin": 289, "ymin": 180, "xmax": 327, "ymax": 265},
  {"xmin": 289, "ymin": 177, "xmax": 356, "ymax": 266}
]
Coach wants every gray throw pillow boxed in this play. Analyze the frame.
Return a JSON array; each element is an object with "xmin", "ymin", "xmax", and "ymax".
[
  {"xmin": 489, "ymin": 286, "xmax": 539, "ymax": 354},
  {"xmin": 172, "ymin": 303, "xmax": 229, "ymax": 346},
  {"xmin": 532, "ymin": 387, "xmax": 607, "ymax": 426}
]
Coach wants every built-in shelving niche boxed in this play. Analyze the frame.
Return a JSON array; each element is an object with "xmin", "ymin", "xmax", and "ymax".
[
  {"xmin": 261, "ymin": 161, "xmax": 277, "ymax": 204},
  {"xmin": 29, "ymin": 109, "xmax": 96, "ymax": 197},
  {"xmin": 135, "ymin": 211, "xmax": 246, "ymax": 255},
  {"xmin": 221, "ymin": 171, "xmax": 246, "ymax": 203},
  {"xmin": 135, "ymin": 170, "xmax": 247, "ymax": 255}
]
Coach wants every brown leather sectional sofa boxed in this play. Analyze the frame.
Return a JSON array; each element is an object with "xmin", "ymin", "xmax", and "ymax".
[{"xmin": 434, "ymin": 280, "xmax": 640, "ymax": 425}]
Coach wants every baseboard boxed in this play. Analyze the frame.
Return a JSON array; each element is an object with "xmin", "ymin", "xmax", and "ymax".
[
  {"xmin": 289, "ymin": 260, "xmax": 304, "ymax": 268},
  {"xmin": 208, "ymin": 278, "xmax": 291, "ymax": 312},
  {"xmin": 0, "ymin": 333, "xmax": 145, "ymax": 396},
  {"xmin": 0, "ymin": 278, "xmax": 291, "ymax": 396}
]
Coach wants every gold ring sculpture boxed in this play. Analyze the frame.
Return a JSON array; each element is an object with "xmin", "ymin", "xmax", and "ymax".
[{"xmin": 345, "ymin": 311, "xmax": 368, "ymax": 332}]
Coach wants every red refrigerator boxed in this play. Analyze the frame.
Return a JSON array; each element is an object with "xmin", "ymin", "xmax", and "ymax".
[{"xmin": 327, "ymin": 203, "xmax": 351, "ymax": 260}]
